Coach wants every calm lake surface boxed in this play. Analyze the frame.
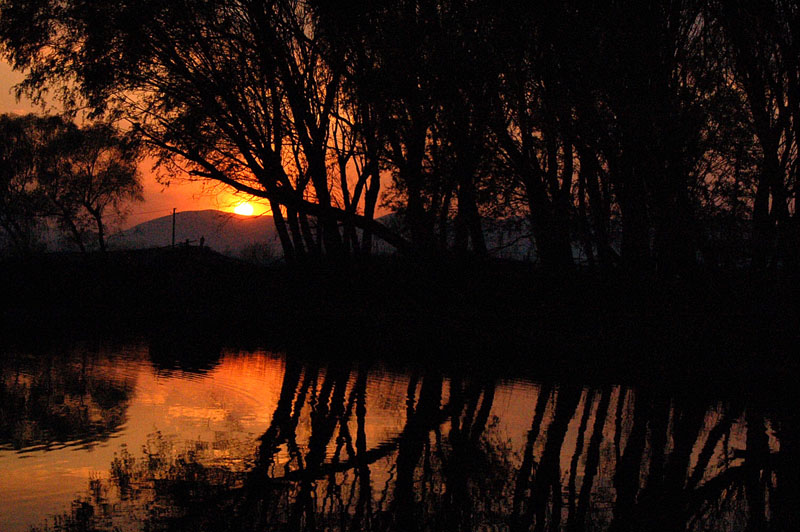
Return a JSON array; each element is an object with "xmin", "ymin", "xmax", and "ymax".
[{"xmin": 0, "ymin": 341, "xmax": 792, "ymax": 531}]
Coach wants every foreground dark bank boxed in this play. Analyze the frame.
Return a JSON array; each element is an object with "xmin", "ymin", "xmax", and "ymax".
[{"xmin": 2, "ymin": 247, "xmax": 797, "ymax": 392}]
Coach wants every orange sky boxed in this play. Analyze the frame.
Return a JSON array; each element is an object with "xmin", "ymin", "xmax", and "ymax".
[{"xmin": 0, "ymin": 61, "xmax": 271, "ymax": 228}]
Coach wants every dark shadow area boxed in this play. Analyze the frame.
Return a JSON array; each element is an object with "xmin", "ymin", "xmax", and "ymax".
[
  {"xmin": 148, "ymin": 330, "xmax": 223, "ymax": 374},
  {"xmin": 1, "ymin": 248, "xmax": 797, "ymax": 395}
]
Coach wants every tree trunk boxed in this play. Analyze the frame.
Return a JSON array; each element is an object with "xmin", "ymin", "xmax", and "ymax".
[
  {"xmin": 459, "ymin": 179, "xmax": 487, "ymax": 256},
  {"xmin": 653, "ymin": 167, "xmax": 695, "ymax": 276},
  {"xmin": 54, "ymin": 202, "xmax": 87, "ymax": 255},
  {"xmin": 360, "ymin": 161, "xmax": 381, "ymax": 257},
  {"xmin": 270, "ymin": 200, "xmax": 296, "ymax": 263},
  {"xmin": 523, "ymin": 169, "xmax": 573, "ymax": 270},
  {"xmin": 577, "ymin": 163, "xmax": 596, "ymax": 267},
  {"xmin": 307, "ymin": 149, "xmax": 344, "ymax": 259},
  {"xmin": 88, "ymin": 207, "xmax": 106, "ymax": 252},
  {"xmin": 618, "ymin": 163, "xmax": 651, "ymax": 273}
]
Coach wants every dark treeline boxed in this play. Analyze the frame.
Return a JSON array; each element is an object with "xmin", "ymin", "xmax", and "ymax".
[
  {"xmin": 26, "ymin": 355, "xmax": 797, "ymax": 532},
  {"xmin": 1, "ymin": 0, "xmax": 798, "ymax": 272},
  {"xmin": 0, "ymin": 114, "xmax": 143, "ymax": 255}
]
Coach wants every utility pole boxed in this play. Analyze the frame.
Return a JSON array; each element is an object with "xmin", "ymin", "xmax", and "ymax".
[{"xmin": 172, "ymin": 208, "xmax": 176, "ymax": 248}]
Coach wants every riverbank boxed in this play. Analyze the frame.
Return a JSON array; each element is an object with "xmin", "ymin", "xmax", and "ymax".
[{"xmin": 1, "ymin": 247, "xmax": 797, "ymax": 397}]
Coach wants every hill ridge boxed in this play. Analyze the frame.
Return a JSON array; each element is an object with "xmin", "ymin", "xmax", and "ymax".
[{"xmin": 109, "ymin": 209, "xmax": 279, "ymax": 256}]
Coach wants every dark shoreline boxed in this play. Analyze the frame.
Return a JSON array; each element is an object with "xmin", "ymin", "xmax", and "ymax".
[{"xmin": 2, "ymin": 247, "xmax": 797, "ymax": 399}]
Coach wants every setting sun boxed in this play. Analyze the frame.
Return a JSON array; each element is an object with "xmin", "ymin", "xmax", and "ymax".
[{"xmin": 233, "ymin": 202, "xmax": 254, "ymax": 216}]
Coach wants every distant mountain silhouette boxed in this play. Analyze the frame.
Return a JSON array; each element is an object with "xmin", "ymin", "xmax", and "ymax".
[
  {"xmin": 108, "ymin": 210, "xmax": 281, "ymax": 257},
  {"xmin": 107, "ymin": 210, "xmax": 537, "ymax": 261}
]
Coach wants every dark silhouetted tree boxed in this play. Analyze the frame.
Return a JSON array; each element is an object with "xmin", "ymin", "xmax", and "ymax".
[
  {"xmin": 0, "ymin": 0, "xmax": 409, "ymax": 260},
  {"xmin": 0, "ymin": 113, "xmax": 58, "ymax": 254},
  {"xmin": 39, "ymin": 121, "xmax": 143, "ymax": 252}
]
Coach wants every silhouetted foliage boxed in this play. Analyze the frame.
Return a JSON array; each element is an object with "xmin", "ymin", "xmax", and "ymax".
[
  {"xmin": 3, "ymin": 0, "xmax": 797, "ymax": 270},
  {"xmin": 0, "ymin": 113, "xmax": 143, "ymax": 255},
  {"xmin": 0, "ymin": 113, "xmax": 60, "ymax": 254},
  {"xmin": 39, "ymin": 121, "xmax": 143, "ymax": 253}
]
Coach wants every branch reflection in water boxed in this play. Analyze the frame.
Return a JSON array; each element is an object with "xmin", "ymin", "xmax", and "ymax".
[{"xmin": 5, "ymin": 345, "xmax": 794, "ymax": 532}]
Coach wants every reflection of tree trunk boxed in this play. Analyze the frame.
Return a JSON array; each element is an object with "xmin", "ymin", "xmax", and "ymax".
[
  {"xmin": 526, "ymin": 386, "xmax": 581, "ymax": 532},
  {"xmin": 745, "ymin": 410, "xmax": 768, "ymax": 532},
  {"xmin": 511, "ymin": 383, "xmax": 552, "ymax": 531},
  {"xmin": 687, "ymin": 403, "xmax": 739, "ymax": 490},
  {"xmin": 289, "ymin": 363, "xmax": 351, "ymax": 531},
  {"xmin": 773, "ymin": 405, "xmax": 799, "ymax": 530},
  {"xmin": 614, "ymin": 387, "xmax": 627, "ymax": 467},
  {"xmin": 643, "ymin": 399, "xmax": 707, "ymax": 530},
  {"xmin": 242, "ymin": 358, "xmax": 305, "ymax": 528},
  {"xmin": 256, "ymin": 358, "xmax": 303, "ymax": 468},
  {"xmin": 611, "ymin": 390, "xmax": 651, "ymax": 531},
  {"xmin": 567, "ymin": 390, "xmax": 595, "ymax": 522},
  {"xmin": 442, "ymin": 379, "xmax": 491, "ymax": 531},
  {"xmin": 393, "ymin": 373, "xmax": 443, "ymax": 532},
  {"xmin": 663, "ymin": 402, "xmax": 706, "ymax": 499},
  {"xmin": 571, "ymin": 387, "xmax": 611, "ymax": 532},
  {"xmin": 470, "ymin": 382, "xmax": 495, "ymax": 444},
  {"xmin": 640, "ymin": 398, "xmax": 671, "ymax": 499},
  {"xmin": 350, "ymin": 367, "xmax": 372, "ymax": 532}
]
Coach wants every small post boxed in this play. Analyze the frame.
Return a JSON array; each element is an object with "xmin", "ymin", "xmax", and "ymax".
[{"xmin": 172, "ymin": 208, "xmax": 176, "ymax": 248}]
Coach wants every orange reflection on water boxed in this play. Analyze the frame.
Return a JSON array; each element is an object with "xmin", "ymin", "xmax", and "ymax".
[{"xmin": 0, "ymin": 343, "xmax": 782, "ymax": 532}]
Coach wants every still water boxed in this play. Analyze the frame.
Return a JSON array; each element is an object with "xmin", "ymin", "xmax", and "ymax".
[{"xmin": 0, "ymin": 342, "xmax": 792, "ymax": 531}]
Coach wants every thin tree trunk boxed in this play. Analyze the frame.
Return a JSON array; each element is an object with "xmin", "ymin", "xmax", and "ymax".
[
  {"xmin": 618, "ymin": 162, "xmax": 651, "ymax": 273},
  {"xmin": 360, "ymin": 158, "xmax": 381, "ymax": 257},
  {"xmin": 88, "ymin": 207, "xmax": 106, "ymax": 252},
  {"xmin": 270, "ymin": 200, "xmax": 295, "ymax": 263},
  {"xmin": 577, "ymin": 162, "xmax": 596, "ymax": 267}
]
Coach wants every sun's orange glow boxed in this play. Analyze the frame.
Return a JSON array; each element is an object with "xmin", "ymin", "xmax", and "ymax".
[{"xmin": 233, "ymin": 202, "xmax": 255, "ymax": 216}]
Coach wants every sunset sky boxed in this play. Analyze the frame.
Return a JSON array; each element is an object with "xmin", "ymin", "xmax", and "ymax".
[{"xmin": 0, "ymin": 60, "xmax": 272, "ymax": 228}]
